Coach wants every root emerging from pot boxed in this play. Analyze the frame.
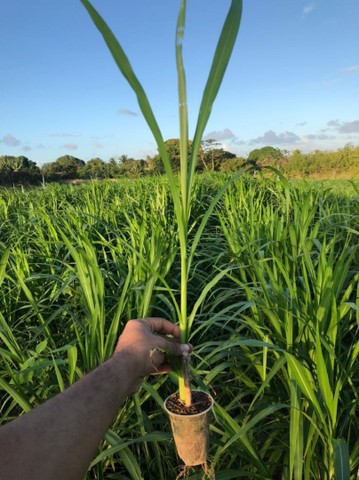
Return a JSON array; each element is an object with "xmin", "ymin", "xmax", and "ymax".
[{"xmin": 176, "ymin": 462, "xmax": 215, "ymax": 480}]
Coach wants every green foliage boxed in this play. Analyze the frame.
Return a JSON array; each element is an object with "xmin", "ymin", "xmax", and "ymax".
[
  {"xmin": 0, "ymin": 155, "xmax": 41, "ymax": 186},
  {"xmin": 82, "ymin": 158, "xmax": 107, "ymax": 179},
  {"xmin": 198, "ymin": 139, "xmax": 236, "ymax": 171},
  {"xmin": 150, "ymin": 138, "xmax": 193, "ymax": 174},
  {"xmin": 42, "ymin": 155, "xmax": 85, "ymax": 180},
  {"xmin": 3, "ymin": 143, "xmax": 357, "ymax": 187},
  {"xmin": 0, "ymin": 177, "xmax": 358, "ymax": 478},
  {"xmin": 247, "ymin": 146, "xmax": 284, "ymax": 166},
  {"xmin": 282, "ymin": 144, "xmax": 359, "ymax": 178},
  {"xmin": 118, "ymin": 158, "xmax": 146, "ymax": 178},
  {"xmin": 219, "ymin": 156, "xmax": 247, "ymax": 172},
  {"xmin": 81, "ymin": 0, "xmax": 243, "ymax": 404}
]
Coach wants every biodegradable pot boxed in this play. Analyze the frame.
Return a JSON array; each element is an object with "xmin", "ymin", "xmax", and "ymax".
[{"xmin": 164, "ymin": 391, "xmax": 214, "ymax": 466}]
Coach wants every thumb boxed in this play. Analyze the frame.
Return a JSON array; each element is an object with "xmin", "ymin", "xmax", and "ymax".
[{"xmin": 157, "ymin": 337, "xmax": 192, "ymax": 357}]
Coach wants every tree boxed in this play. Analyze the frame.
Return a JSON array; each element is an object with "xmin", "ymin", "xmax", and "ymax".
[
  {"xmin": 0, "ymin": 155, "xmax": 41, "ymax": 185},
  {"xmin": 108, "ymin": 158, "xmax": 120, "ymax": 178},
  {"xmin": 41, "ymin": 155, "xmax": 85, "ymax": 179},
  {"xmin": 199, "ymin": 139, "xmax": 220, "ymax": 171},
  {"xmin": 148, "ymin": 139, "xmax": 193, "ymax": 174},
  {"xmin": 247, "ymin": 146, "xmax": 284, "ymax": 167},
  {"xmin": 198, "ymin": 139, "xmax": 235, "ymax": 171},
  {"xmin": 219, "ymin": 156, "xmax": 246, "ymax": 172},
  {"xmin": 118, "ymin": 158, "xmax": 146, "ymax": 177},
  {"xmin": 82, "ymin": 158, "xmax": 106, "ymax": 179}
]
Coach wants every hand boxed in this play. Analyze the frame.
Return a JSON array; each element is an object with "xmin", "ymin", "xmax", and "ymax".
[{"xmin": 114, "ymin": 318, "xmax": 192, "ymax": 380}]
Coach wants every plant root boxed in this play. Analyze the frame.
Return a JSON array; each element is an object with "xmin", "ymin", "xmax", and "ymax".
[
  {"xmin": 176, "ymin": 465, "xmax": 191, "ymax": 480},
  {"xmin": 202, "ymin": 461, "xmax": 215, "ymax": 480},
  {"xmin": 175, "ymin": 462, "xmax": 215, "ymax": 480}
]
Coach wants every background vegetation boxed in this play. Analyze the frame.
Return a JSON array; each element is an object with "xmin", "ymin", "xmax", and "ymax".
[
  {"xmin": 1, "ymin": 142, "xmax": 358, "ymax": 186},
  {"xmin": 0, "ymin": 175, "xmax": 358, "ymax": 479}
]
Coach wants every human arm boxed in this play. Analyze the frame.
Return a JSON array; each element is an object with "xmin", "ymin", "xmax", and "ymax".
[{"xmin": 0, "ymin": 318, "xmax": 191, "ymax": 480}]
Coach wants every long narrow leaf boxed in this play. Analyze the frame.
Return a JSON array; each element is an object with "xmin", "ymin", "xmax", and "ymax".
[
  {"xmin": 332, "ymin": 439, "xmax": 350, "ymax": 480},
  {"xmin": 285, "ymin": 353, "xmax": 325, "ymax": 425},
  {"xmin": 80, "ymin": 0, "xmax": 181, "ymax": 212},
  {"xmin": 189, "ymin": 0, "xmax": 243, "ymax": 198},
  {"xmin": 176, "ymin": 0, "xmax": 189, "ymax": 214},
  {"xmin": 0, "ymin": 377, "xmax": 32, "ymax": 413}
]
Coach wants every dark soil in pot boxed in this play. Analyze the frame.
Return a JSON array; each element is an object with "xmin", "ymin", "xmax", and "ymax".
[{"xmin": 166, "ymin": 391, "xmax": 212, "ymax": 415}]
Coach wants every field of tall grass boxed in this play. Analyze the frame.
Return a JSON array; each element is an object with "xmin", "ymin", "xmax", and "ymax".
[{"xmin": 0, "ymin": 175, "xmax": 358, "ymax": 479}]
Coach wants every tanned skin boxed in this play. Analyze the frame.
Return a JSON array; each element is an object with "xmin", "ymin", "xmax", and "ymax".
[{"xmin": 0, "ymin": 318, "xmax": 191, "ymax": 480}]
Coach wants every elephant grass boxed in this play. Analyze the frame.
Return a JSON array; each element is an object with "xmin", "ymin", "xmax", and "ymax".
[
  {"xmin": 0, "ymin": 178, "xmax": 358, "ymax": 478},
  {"xmin": 81, "ymin": 0, "xmax": 243, "ymax": 405}
]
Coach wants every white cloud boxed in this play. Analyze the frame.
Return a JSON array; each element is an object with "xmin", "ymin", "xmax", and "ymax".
[
  {"xmin": 249, "ymin": 130, "xmax": 300, "ymax": 146},
  {"xmin": 118, "ymin": 108, "xmax": 138, "ymax": 117},
  {"xmin": 1, "ymin": 134, "xmax": 21, "ymax": 147},
  {"xmin": 304, "ymin": 134, "xmax": 335, "ymax": 140},
  {"xmin": 338, "ymin": 121, "xmax": 359, "ymax": 134},
  {"xmin": 325, "ymin": 119, "xmax": 359, "ymax": 134},
  {"xmin": 60, "ymin": 144, "xmax": 78, "ymax": 150},
  {"xmin": 49, "ymin": 132, "xmax": 80, "ymax": 137},
  {"xmin": 341, "ymin": 66, "xmax": 359, "ymax": 74},
  {"xmin": 327, "ymin": 119, "xmax": 341, "ymax": 128},
  {"xmin": 203, "ymin": 128, "xmax": 236, "ymax": 141},
  {"xmin": 303, "ymin": 3, "xmax": 316, "ymax": 15}
]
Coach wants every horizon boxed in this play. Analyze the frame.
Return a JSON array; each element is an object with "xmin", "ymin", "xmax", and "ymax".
[{"xmin": 1, "ymin": 141, "xmax": 358, "ymax": 167}]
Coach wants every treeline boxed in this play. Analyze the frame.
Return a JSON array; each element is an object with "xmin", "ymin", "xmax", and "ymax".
[{"xmin": 1, "ymin": 140, "xmax": 358, "ymax": 186}]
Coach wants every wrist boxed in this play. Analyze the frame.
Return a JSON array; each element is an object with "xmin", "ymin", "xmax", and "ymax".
[{"xmin": 109, "ymin": 349, "xmax": 144, "ymax": 394}]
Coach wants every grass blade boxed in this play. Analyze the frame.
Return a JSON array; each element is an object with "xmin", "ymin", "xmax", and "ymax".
[
  {"xmin": 189, "ymin": 0, "xmax": 243, "ymax": 195},
  {"xmin": 285, "ymin": 353, "xmax": 325, "ymax": 425},
  {"xmin": 80, "ymin": 0, "xmax": 179, "ymax": 205},
  {"xmin": 332, "ymin": 439, "xmax": 350, "ymax": 480}
]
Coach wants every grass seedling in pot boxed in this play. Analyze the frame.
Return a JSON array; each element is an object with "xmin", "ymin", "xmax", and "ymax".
[{"xmin": 81, "ymin": 0, "xmax": 243, "ymax": 409}]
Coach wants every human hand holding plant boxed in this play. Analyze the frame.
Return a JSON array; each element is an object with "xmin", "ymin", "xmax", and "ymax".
[
  {"xmin": 114, "ymin": 318, "xmax": 192, "ymax": 391},
  {"xmin": 0, "ymin": 317, "xmax": 192, "ymax": 480}
]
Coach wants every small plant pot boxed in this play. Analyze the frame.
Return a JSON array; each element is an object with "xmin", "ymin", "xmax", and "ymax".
[{"xmin": 164, "ymin": 391, "xmax": 214, "ymax": 466}]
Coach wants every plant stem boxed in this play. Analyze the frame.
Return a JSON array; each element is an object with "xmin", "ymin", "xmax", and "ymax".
[
  {"xmin": 182, "ymin": 352, "xmax": 192, "ymax": 406},
  {"xmin": 176, "ymin": 0, "xmax": 192, "ymax": 406},
  {"xmin": 178, "ymin": 230, "xmax": 190, "ymax": 404}
]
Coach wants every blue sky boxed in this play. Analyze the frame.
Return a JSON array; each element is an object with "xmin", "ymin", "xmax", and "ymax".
[{"xmin": 1, "ymin": 0, "xmax": 358, "ymax": 165}]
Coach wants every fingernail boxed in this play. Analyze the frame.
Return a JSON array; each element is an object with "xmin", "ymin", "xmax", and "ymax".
[{"xmin": 180, "ymin": 344, "xmax": 191, "ymax": 353}]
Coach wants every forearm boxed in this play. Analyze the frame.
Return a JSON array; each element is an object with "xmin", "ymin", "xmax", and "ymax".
[{"xmin": 0, "ymin": 351, "xmax": 140, "ymax": 480}]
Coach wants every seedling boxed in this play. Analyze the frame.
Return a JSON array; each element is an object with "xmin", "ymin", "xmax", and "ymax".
[{"xmin": 81, "ymin": 0, "xmax": 243, "ymax": 405}]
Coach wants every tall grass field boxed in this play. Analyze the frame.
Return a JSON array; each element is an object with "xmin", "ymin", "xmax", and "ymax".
[{"xmin": 0, "ymin": 175, "xmax": 358, "ymax": 479}]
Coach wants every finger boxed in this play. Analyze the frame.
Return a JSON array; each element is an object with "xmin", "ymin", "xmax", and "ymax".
[
  {"xmin": 152, "ymin": 363, "xmax": 172, "ymax": 375},
  {"xmin": 149, "ymin": 348, "xmax": 166, "ymax": 373},
  {"xmin": 154, "ymin": 336, "xmax": 192, "ymax": 357},
  {"xmin": 142, "ymin": 318, "xmax": 180, "ymax": 338},
  {"xmin": 158, "ymin": 336, "xmax": 193, "ymax": 353}
]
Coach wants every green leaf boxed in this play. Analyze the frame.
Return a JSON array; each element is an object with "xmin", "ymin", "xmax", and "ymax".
[
  {"xmin": 51, "ymin": 355, "xmax": 65, "ymax": 393},
  {"xmin": 285, "ymin": 353, "xmax": 325, "ymax": 425},
  {"xmin": 315, "ymin": 325, "xmax": 335, "ymax": 426},
  {"xmin": 289, "ymin": 380, "xmax": 304, "ymax": 480},
  {"xmin": 0, "ymin": 377, "xmax": 32, "ymax": 413},
  {"xmin": 189, "ymin": 0, "xmax": 243, "ymax": 192},
  {"xmin": 176, "ymin": 0, "xmax": 189, "ymax": 213},
  {"xmin": 35, "ymin": 339, "xmax": 48, "ymax": 355},
  {"xmin": 67, "ymin": 345, "xmax": 78, "ymax": 385},
  {"xmin": 0, "ymin": 246, "xmax": 10, "ymax": 286},
  {"xmin": 80, "ymin": 0, "xmax": 180, "ymax": 210},
  {"xmin": 332, "ymin": 439, "xmax": 350, "ymax": 480}
]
